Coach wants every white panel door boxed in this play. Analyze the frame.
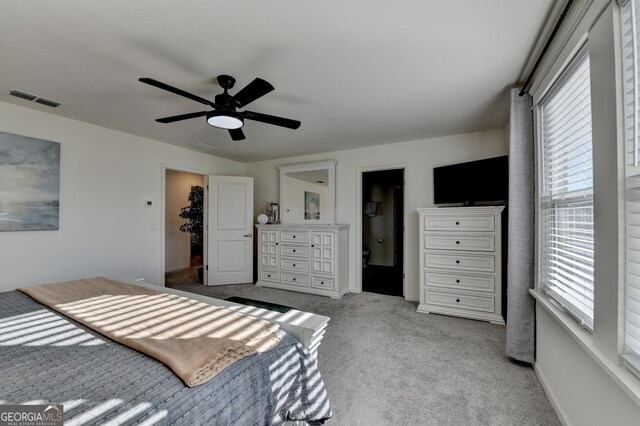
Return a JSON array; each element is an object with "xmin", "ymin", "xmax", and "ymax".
[{"xmin": 207, "ymin": 176, "xmax": 254, "ymax": 285}]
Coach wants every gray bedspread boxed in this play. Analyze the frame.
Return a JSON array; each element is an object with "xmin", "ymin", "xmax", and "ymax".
[{"xmin": 0, "ymin": 291, "xmax": 331, "ymax": 425}]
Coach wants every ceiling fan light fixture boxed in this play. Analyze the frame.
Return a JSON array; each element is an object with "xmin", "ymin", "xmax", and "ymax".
[{"xmin": 206, "ymin": 110, "xmax": 244, "ymax": 129}]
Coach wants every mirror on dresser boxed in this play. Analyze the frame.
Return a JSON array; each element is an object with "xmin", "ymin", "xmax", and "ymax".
[{"xmin": 279, "ymin": 160, "xmax": 336, "ymax": 224}]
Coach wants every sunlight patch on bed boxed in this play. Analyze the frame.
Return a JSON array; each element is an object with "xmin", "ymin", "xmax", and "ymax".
[
  {"xmin": 65, "ymin": 399, "xmax": 124, "ymax": 426},
  {"xmin": 101, "ymin": 402, "xmax": 152, "ymax": 426},
  {"xmin": 0, "ymin": 309, "xmax": 50, "ymax": 326},
  {"xmin": 62, "ymin": 399, "xmax": 87, "ymax": 410},
  {"xmin": 0, "ymin": 311, "xmax": 104, "ymax": 346}
]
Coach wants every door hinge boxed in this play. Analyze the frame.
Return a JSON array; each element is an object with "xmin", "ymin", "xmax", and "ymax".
[
  {"xmin": 206, "ymin": 265, "xmax": 208, "ymax": 271},
  {"xmin": 207, "ymin": 184, "xmax": 209, "ymax": 190},
  {"xmin": 403, "ymin": 273, "xmax": 405, "ymax": 279}
]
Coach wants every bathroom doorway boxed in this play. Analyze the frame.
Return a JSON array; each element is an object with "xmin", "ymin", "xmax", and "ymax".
[{"xmin": 361, "ymin": 169, "xmax": 404, "ymax": 296}]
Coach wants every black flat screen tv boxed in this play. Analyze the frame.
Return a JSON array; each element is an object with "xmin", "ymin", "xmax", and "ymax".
[{"xmin": 433, "ymin": 155, "xmax": 508, "ymax": 205}]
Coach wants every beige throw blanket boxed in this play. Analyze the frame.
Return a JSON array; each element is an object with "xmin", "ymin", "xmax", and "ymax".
[{"xmin": 18, "ymin": 277, "xmax": 281, "ymax": 387}]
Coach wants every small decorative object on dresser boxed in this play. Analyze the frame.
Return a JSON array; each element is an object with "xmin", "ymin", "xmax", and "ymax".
[
  {"xmin": 417, "ymin": 206, "xmax": 505, "ymax": 324},
  {"xmin": 256, "ymin": 224, "xmax": 349, "ymax": 298}
]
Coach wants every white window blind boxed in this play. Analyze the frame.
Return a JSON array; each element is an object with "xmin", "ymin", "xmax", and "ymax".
[
  {"xmin": 621, "ymin": 0, "xmax": 640, "ymax": 367},
  {"xmin": 539, "ymin": 48, "xmax": 595, "ymax": 330}
]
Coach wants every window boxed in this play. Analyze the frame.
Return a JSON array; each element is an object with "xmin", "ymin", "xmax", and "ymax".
[
  {"xmin": 539, "ymin": 48, "xmax": 595, "ymax": 330},
  {"xmin": 621, "ymin": 0, "xmax": 640, "ymax": 370}
]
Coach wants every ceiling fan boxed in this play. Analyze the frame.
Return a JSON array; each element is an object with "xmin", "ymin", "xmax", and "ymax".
[{"xmin": 139, "ymin": 75, "xmax": 301, "ymax": 141}]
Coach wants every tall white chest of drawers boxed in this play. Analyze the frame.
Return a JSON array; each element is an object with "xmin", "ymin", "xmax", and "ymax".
[
  {"xmin": 417, "ymin": 206, "xmax": 505, "ymax": 324},
  {"xmin": 256, "ymin": 224, "xmax": 349, "ymax": 299}
]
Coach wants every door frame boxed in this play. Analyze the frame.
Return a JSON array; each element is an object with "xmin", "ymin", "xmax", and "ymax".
[
  {"xmin": 161, "ymin": 163, "xmax": 210, "ymax": 287},
  {"xmin": 355, "ymin": 163, "xmax": 409, "ymax": 298}
]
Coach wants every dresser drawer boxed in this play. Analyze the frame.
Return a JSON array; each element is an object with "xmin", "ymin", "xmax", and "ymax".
[
  {"xmin": 425, "ymin": 270, "xmax": 495, "ymax": 293},
  {"xmin": 259, "ymin": 270, "xmax": 279, "ymax": 283},
  {"xmin": 425, "ymin": 233, "xmax": 495, "ymax": 252},
  {"xmin": 425, "ymin": 290, "xmax": 495, "ymax": 313},
  {"xmin": 281, "ymin": 258, "xmax": 310, "ymax": 272},
  {"xmin": 280, "ymin": 245, "xmax": 309, "ymax": 257},
  {"xmin": 281, "ymin": 231, "xmax": 310, "ymax": 243},
  {"xmin": 425, "ymin": 252, "xmax": 495, "ymax": 272},
  {"xmin": 281, "ymin": 273, "xmax": 309, "ymax": 287},
  {"xmin": 424, "ymin": 215, "xmax": 494, "ymax": 232},
  {"xmin": 311, "ymin": 277, "xmax": 335, "ymax": 290}
]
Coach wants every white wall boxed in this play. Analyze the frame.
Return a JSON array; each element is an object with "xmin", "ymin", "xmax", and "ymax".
[
  {"xmin": 245, "ymin": 129, "xmax": 507, "ymax": 301},
  {"xmin": 0, "ymin": 101, "xmax": 243, "ymax": 291},
  {"xmin": 536, "ymin": 308, "xmax": 640, "ymax": 425},
  {"xmin": 165, "ymin": 170, "xmax": 204, "ymax": 272}
]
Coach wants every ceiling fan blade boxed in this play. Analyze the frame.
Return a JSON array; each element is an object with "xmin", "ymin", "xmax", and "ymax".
[
  {"xmin": 139, "ymin": 78, "xmax": 218, "ymax": 108},
  {"xmin": 228, "ymin": 128, "xmax": 246, "ymax": 141},
  {"xmin": 242, "ymin": 110, "xmax": 301, "ymax": 129},
  {"xmin": 156, "ymin": 111, "xmax": 209, "ymax": 123},
  {"xmin": 227, "ymin": 78, "xmax": 274, "ymax": 108}
]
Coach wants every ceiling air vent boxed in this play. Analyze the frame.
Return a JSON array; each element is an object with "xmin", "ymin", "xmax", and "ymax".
[
  {"xmin": 9, "ymin": 89, "xmax": 37, "ymax": 101},
  {"xmin": 35, "ymin": 97, "xmax": 61, "ymax": 108},
  {"xmin": 193, "ymin": 142, "xmax": 218, "ymax": 151},
  {"xmin": 8, "ymin": 89, "xmax": 61, "ymax": 108}
]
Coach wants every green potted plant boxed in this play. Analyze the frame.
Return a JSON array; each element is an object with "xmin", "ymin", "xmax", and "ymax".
[{"xmin": 179, "ymin": 185, "xmax": 204, "ymax": 282}]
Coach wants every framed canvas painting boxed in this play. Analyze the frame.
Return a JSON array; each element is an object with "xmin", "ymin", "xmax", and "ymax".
[{"xmin": 0, "ymin": 131, "xmax": 60, "ymax": 231}]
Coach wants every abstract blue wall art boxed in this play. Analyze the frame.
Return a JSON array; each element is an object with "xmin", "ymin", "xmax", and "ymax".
[
  {"xmin": 304, "ymin": 191, "xmax": 320, "ymax": 220},
  {"xmin": 0, "ymin": 131, "xmax": 60, "ymax": 231}
]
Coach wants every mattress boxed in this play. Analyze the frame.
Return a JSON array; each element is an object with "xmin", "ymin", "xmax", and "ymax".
[{"xmin": 0, "ymin": 290, "xmax": 331, "ymax": 425}]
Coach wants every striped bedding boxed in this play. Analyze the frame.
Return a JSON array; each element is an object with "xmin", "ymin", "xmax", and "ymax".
[{"xmin": 0, "ymin": 291, "xmax": 331, "ymax": 425}]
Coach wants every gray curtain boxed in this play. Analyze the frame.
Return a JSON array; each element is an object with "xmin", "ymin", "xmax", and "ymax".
[{"xmin": 506, "ymin": 87, "xmax": 536, "ymax": 363}]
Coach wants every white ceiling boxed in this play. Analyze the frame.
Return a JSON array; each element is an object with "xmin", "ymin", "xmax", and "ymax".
[{"xmin": 0, "ymin": 0, "xmax": 554, "ymax": 162}]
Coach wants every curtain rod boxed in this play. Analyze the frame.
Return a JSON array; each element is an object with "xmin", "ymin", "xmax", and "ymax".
[{"xmin": 519, "ymin": 0, "xmax": 575, "ymax": 97}]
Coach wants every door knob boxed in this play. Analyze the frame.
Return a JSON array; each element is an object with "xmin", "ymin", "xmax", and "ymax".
[{"xmin": 244, "ymin": 233, "xmax": 253, "ymax": 237}]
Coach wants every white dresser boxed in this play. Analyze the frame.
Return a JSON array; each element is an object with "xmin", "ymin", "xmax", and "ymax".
[
  {"xmin": 417, "ymin": 206, "xmax": 505, "ymax": 324},
  {"xmin": 256, "ymin": 224, "xmax": 349, "ymax": 299}
]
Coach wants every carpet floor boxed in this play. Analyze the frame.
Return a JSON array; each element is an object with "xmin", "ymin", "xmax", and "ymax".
[{"xmin": 166, "ymin": 277, "xmax": 560, "ymax": 426}]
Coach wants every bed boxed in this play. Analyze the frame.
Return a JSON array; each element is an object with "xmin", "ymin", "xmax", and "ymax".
[{"xmin": 0, "ymin": 281, "xmax": 332, "ymax": 425}]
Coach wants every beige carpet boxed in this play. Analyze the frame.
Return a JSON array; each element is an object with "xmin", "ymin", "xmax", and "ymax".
[{"xmin": 166, "ymin": 278, "xmax": 560, "ymax": 426}]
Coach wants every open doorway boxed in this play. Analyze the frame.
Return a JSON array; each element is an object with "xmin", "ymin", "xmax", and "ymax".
[
  {"xmin": 362, "ymin": 169, "xmax": 404, "ymax": 296},
  {"xmin": 164, "ymin": 169, "xmax": 205, "ymax": 287}
]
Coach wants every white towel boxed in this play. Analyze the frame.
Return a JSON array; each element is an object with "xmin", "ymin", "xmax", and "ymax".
[{"xmin": 365, "ymin": 201, "xmax": 379, "ymax": 217}]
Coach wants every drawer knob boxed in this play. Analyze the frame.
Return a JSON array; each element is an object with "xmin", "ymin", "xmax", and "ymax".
[
  {"xmin": 456, "ymin": 298, "xmax": 460, "ymax": 303},
  {"xmin": 268, "ymin": 275, "xmax": 271, "ymax": 278},
  {"xmin": 321, "ymin": 281, "xmax": 324, "ymax": 284},
  {"xmin": 293, "ymin": 278, "xmax": 296, "ymax": 281},
  {"xmin": 456, "ymin": 221, "xmax": 460, "ymax": 225},
  {"xmin": 456, "ymin": 241, "xmax": 460, "ymax": 244},
  {"xmin": 293, "ymin": 264, "xmax": 296, "ymax": 267},
  {"xmin": 293, "ymin": 235, "xmax": 296, "ymax": 238},
  {"xmin": 276, "ymin": 243, "xmax": 279, "ymax": 245},
  {"xmin": 456, "ymin": 260, "xmax": 460, "ymax": 264},
  {"xmin": 293, "ymin": 250, "xmax": 296, "ymax": 253},
  {"xmin": 456, "ymin": 279, "xmax": 460, "ymax": 283},
  {"xmin": 311, "ymin": 244, "xmax": 314, "ymax": 247}
]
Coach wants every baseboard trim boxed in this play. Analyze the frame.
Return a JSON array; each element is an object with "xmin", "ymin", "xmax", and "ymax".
[{"xmin": 533, "ymin": 362, "xmax": 571, "ymax": 426}]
